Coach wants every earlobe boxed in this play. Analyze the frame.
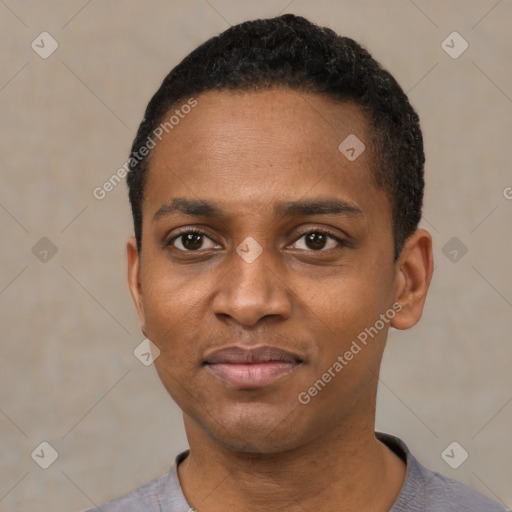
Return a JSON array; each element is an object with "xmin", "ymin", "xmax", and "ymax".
[
  {"xmin": 127, "ymin": 237, "xmax": 146, "ymax": 330},
  {"xmin": 391, "ymin": 229, "xmax": 433, "ymax": 330}
]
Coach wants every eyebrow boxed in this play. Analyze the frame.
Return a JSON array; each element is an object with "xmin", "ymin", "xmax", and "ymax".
[
  {"xmin": 153, "ymin": 198, "xmax": 223, "ymax": 221},
  {"xmin": 274, "ymin": 199, "xmax": 363, "ymax": 218},
  {"xmin": 152, "ymin": 197, "xmax": 364, "ymax": 222}
]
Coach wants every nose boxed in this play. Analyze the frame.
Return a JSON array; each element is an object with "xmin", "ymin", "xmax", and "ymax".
[{"xmin": 211, "ymin": 246, "xmax": 292, "ymax": 327}]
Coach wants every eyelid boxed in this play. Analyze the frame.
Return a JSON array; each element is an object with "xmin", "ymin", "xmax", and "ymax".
[
  {"xmin": 168, "ymin": 226, "xmax": 212, "ymax": 239},
  {"xmin": 167, "ymin": 227, "xmax": 219, "ymax": 250}
]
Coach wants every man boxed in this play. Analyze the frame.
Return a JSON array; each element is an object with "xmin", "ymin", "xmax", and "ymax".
[{"xmin": 85, "ymin": 14, "xmax": 507, "ymax": 512}]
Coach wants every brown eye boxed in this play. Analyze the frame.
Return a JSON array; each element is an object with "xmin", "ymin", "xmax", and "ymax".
[
  {"xmin": 305, "ymin": 232, "xmax": 328, "ymax": 250},
  {"xmin": 170, "ymin": 231, "xmax": 217, "ymax": 251},
  {"xmin": 181, "ymin": 233, "xmax": 203, "ymax": 250},
  {"xmin": 290, "ymin": 231, "xmax": 344, "ymax": 251}
]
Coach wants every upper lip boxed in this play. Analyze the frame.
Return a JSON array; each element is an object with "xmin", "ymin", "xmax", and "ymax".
[{"xmin": 204, "ymin": 345, "xmax": 303, "ymax": 365}]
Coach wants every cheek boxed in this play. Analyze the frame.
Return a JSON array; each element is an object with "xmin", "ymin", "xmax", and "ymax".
[
  {"xmin": 145, "ymin": 274, "xmax": 206, "ymax": 403},
  {"xmin": 304, "ymin": 267, "xmax": 382, "ymax": 335},
  {"xmin": 141, "ymin": 259, "xmax": 203, "ymax": 324},
  {"xmin": 299, "ymin": 261, "xmax": 393, "ymax": 383},
  {"xmin": 140, "ymin": 268, "xmax": 193, "ymax": 357},
  {"xmin": 297, "ymin": 277, "xmax": 389, "ymax": 418}
]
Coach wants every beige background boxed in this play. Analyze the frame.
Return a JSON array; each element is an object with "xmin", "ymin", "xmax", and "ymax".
[{"xmin": 1, "ymin": 1, "xmax": 511, "ymax": 510}]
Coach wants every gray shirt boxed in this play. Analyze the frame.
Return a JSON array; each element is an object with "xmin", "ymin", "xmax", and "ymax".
[{"xmin": 83, "ymin": 432, "xmax": 508, "ymax": 511}]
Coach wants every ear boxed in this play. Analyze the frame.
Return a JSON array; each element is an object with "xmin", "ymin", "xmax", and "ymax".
[
  {"xmin": 391, "ymin": 229, "xmax": 433, "ymax": 330},
  {"xmin": 127, "ymin": 236, "xmax": 146, "ymax": 332}
]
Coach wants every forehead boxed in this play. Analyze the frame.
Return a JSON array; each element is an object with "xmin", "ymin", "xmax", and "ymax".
[{"xmin": 144, "ymin": 88, "xmax": 390, "ymax": 226}]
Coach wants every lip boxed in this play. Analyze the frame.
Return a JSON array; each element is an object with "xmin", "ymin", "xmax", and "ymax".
[{"xmin": 204, "ymin": 345, "xmax": 303, "ymax": 388}]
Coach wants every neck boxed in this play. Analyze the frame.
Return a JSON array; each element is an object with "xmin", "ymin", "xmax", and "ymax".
[{"xmin": 177, "ymin": 416, "xmax": 406, "ymax": 512}]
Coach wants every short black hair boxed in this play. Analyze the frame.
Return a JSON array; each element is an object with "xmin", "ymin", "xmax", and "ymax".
[{"xmin": 127, "ymin": 14, "xmax": 424, "ymax": 261}]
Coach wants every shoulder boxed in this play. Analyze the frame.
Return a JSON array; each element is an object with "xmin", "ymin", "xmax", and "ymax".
[
  {"xmin": 420, "ymin": 469, "xmax": 509, "ymax": 511},
  {"xmin": 79, "ymin": 450, "xmax": 192, "ymax": 512},
  {"xmin": 377, "ymin": 433, "xmax": 509, "ymax": 512},
  {"xmin": 80, "ymin": 474, "xmax": 168, "ymax": 512}
]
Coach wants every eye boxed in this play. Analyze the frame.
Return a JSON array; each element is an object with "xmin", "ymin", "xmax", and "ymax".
[
  {"xmin": 290, "ymin": 230, "xmax": 345, "ymax": 251},
  {"xmin": 169, "ymin": 230, "xmax": 218, "ymax": 251}
]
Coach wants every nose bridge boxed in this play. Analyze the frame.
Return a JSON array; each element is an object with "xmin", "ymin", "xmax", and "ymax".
[
  {"xmin": 212, "ymin": 238, "xmax": 291, "ymax": 326},
  {"xmin": 232, "ymin": 246, "xmax": 273, "ymax": 296}
]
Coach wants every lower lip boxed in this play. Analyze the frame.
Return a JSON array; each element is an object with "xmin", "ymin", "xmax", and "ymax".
[{"xmin": 206, "ymin": 362, "xmax": 297, "ymax": 388}]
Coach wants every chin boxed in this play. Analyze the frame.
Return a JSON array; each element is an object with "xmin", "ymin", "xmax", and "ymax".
[{"xmin": 198, "ymin": 401, "xmax": 314, "ymax": 455}]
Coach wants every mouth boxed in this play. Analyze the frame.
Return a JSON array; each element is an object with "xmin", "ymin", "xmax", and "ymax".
[{"xmin": 203, "ymin": 345, "xmax": 303, "ymax": 388}]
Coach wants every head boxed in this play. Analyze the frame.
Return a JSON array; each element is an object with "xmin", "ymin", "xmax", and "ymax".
[{"xmin": 126, "ymin": 15, "xmax": 433, "ymax": 454}]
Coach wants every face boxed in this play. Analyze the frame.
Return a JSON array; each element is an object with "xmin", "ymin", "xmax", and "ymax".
[{"xmin": 127, "ymin": 89, "xmax": 431, "ymax": 454}]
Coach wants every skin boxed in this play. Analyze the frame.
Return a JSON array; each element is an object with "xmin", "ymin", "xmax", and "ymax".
[{"xmin": 127, "ymin": 88, "xmax": 433, "ymax": 512}]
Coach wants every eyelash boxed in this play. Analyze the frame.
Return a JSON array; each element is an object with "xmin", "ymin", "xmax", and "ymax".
[{"xmin": 167, "ymin": 228, "xmax": 347, "ymax": 252}]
